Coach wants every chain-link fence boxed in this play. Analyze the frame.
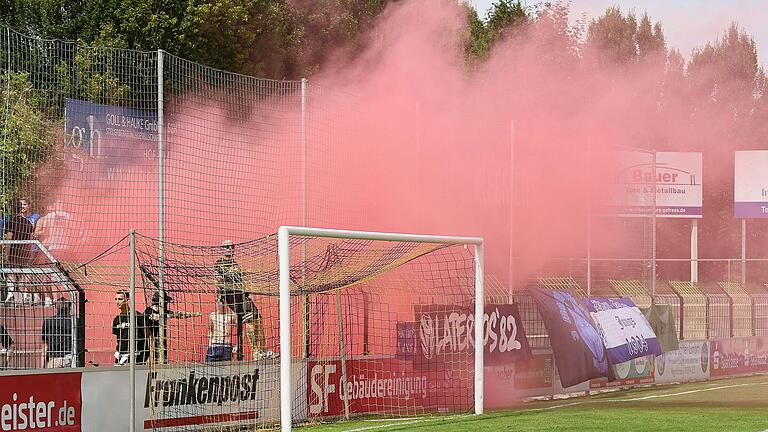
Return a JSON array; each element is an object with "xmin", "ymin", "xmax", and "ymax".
[{"xmin": 2, "ymin": 23, "xmax": 768, "ymax": 373}]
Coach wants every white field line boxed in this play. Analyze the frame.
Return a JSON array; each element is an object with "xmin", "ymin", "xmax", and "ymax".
[
  {"xmin": 342, "ymin": 414, "xmax": 471, "ymax": 432},
  {"xmin": 609, "ymin": 381, "xmax": 768, "ymax": 402},
  {"xmin": 524, "ymin": 380, "xmax": 768, "ymax": 413}
]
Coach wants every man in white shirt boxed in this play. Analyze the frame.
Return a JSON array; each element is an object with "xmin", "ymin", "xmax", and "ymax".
[{"xmin": 206, "ymin": 298, "xmax": 236, "ymax": 362}]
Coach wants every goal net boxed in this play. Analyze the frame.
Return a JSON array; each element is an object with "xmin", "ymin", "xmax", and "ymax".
[{"xmin": 131, "ymin": 227, "xmax": 483, "ymax": 431}]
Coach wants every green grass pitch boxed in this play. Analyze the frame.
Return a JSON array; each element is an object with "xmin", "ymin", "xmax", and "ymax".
[{"xmin": 295, "ymin": 375, "xmax": 768, "ymax": 432}]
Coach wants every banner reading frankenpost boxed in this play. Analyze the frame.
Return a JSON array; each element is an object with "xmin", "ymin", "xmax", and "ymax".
[
  {"xmin": 734, "ymin": 150, "xmax": 768, "ymax": 217},
  {"xmin": 585, "ymin": 297, "xmax": 661, "ymax": 364},
  {"xmin": 605, "ymin": 151, "xmax": 702, "ymax": 217}
]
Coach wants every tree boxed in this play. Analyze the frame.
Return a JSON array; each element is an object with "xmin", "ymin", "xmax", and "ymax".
[
  {"xmin": 0, "ymin": 72, "xmax": 58, "ymax": 202},
  {"xmin": 463, "ymin": 0, "xmax": 530, "ymax": 62},
  {"xmin": 584, "ymin": 7, "xmax": 665, "ymax": 67},
  {"xmin": 687, "ymin": 23, "xmax": 766, "ymax": 121}
]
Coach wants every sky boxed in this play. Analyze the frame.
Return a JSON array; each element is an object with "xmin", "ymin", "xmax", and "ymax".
[{"xmin": 468, "ymin": 0, "xmax": 768, "ymax": 65}]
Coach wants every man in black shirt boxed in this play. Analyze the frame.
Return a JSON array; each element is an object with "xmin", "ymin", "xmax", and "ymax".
[
  {"xmin": 0, "ymin": 324, "xmax": 12, "ymax": 369},
  {"xmin": 112, "ymin": 289, "xmax": 149, "ymax": 365},
  {"xmin": 214, "ymin": 240, "xmax": 273, "ymax": 360},
  {"xmin": 42, "ymin": 298, "xmax": 74, "ymax": 368}
]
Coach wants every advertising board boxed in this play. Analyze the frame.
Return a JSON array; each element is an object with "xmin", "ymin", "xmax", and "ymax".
[
  {"xmin": 0, "ymin": 371, "xmax": 81, "ymax": 432},
  {"xmin": 605, "ymin": 151, "xmax": 702, "ymax": 218},
  {"xmin": 306, "ymin": 358, "xmax": 469, "ymax": 417},
  {"xmin": 654, "ymin": 341, "xmax": 710, "ymax": 384},
  {"xmin": 734, "ymin": 150, "xmax": 768, "ymax": 217},
  {"xmin": 710, "ymin": 336, "xmax": 768, "ymax": 377}
]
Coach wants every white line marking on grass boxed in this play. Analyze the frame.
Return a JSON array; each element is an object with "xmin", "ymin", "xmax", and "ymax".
[
  {"xmin": 520, "ymin": 380, "xmax": 768, "ymax": 414},
  {"xmin": 342, "ymin": 414, "xmax": 471, "ymax": 432},
  {"xmin": 610, "ymin": 381, "xmax": 768, "ymax": 402},
  {"xmin": 363, "ymin": 418, "xmax": 418, "ymax": 422}
]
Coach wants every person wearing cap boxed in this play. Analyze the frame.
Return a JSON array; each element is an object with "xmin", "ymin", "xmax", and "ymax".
[
  {"xmin": 144, "ymin": 290, "xmax": 198, "ymax": 363},
  {"xmin": 214, "ymin": 239, "xmax": 274, "ymax": 361}
]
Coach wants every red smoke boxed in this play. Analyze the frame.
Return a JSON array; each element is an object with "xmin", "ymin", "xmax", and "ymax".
[{"xmin": 38, "ymin": 0, "xmax": 768, "ymax": 290}]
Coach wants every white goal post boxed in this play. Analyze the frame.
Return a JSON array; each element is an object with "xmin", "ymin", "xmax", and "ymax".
[{"xmin": 277, "ymin": 226, "xmax": 485, "ymax": 432}]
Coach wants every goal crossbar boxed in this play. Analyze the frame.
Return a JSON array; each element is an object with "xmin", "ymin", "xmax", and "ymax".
[{"xmin": 277, "ymin": 226, "xmax": 485, "ymax": 431}]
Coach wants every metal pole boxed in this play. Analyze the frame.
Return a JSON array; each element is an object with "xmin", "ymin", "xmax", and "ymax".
[
  {"xmin": 587, "ymin": 213, "xmax": 592, "ymax": 296},
  {"xmin": 301, "ymin": 78, "xmax": 310, "ymax": 358},
  {"xmin": 474, "ymin": 242, "xmax": 485, "ymax": 415},
  {"xmin": 1, "ymin": 27, "xmax": 10, "ymax": 269},
  {"xmin": 742, "ymin": 219, "xmax": 747, "ymax": 288},
  {"xmin": 691, "ymin": 219, "xmax": 698, "ymax": 283},
  {"xmin": 508, "ymin": 120, "xmax": 515, "ymax": 303},
  {"xmin": 335, "ymin": 291, "xmax": 350, "ymax": 419},
  {"xmin": 157, "ymin": 49, "xmax": 166, "ymax": 363},
  {"xmin": 278, "ymin": 227, "xmax": 292, "ymax": 432},
  {"xmin": 129, "ymin": 230, "xmax": 137, "ymax": 432},
  {"xmin": 651, "ymin": 150, "xmax": 657, "ymax": 296}
]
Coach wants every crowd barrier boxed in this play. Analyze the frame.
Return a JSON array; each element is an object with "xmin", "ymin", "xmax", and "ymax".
[{"xmin": 1, "ymin": 335, "xmax": 766, "ymax": 431}]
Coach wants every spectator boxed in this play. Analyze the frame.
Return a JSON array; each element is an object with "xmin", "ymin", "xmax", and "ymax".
[
  {"xmin": 35, "ymin": 202, "xmax": 73, "ymax": 256},
  {"xmin": 4, "ymin": 199, "xmax": 34, "ymax": 304},
  {"xmin": 4, "ymin": 199, "xmax": 33, "ymax": 266},
  {"xmin": 19, "ymin": 198, "xmax": 40, "ymax": 227},
  {"xmin": 112, "ymin": 289, "xmax": 149, "ymax": 365},
  {"xmin": 42, "ymin": 298, "xmax": 74, "ymax": 368},
  {"xmin": 206, "ymin": 298, "xmax": 236, "ymax": 362},
  {"xmin": 0, "ymin": 323, "xmax": 12, "ymax": 369},
  {"xmin": 143, "ymin": 291, "xmax": 198, "ymax": 363},
  {"xmin": 214, "ymin": 239, "xmax": 275, "ymax": 360}
]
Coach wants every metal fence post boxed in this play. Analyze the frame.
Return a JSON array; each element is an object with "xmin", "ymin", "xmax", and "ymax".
[{"xmin": 157, "ymin": 49, "xmax": 166, "ymax": 363}]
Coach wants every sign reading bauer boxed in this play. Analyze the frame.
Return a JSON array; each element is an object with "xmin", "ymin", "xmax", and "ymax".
[{"xmin": 585, "ymin": 297, "xmax": 661, "ymax": 364}]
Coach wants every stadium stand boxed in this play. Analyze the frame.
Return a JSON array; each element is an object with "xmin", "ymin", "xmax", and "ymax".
[
  {"xmin": 718, "ymin": 282, "xmax": 753, "ymax": 337},
  {"xmin": 609, "ymin": 279, "xmax": 652, "ymax": 308},
  {"xmin": 665, "ymin": 281, "xmax": 707, "ymax": 340}
]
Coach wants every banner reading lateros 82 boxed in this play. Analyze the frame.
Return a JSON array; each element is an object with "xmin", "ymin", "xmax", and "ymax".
[{"xmin": 0, "ymin": 372, "xmax": 81, "ymax": 432}]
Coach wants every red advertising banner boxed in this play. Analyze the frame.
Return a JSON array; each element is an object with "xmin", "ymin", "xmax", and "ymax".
[
  {"xmin": 0, "ymin": 372, "xmax": 82, "ymax": 432},
  {"xmin": 710, "ymin": 336, "xmax": 768, "ymax": 377},
  {"xmin": 306, "ymin": 358, "xmax": 471, "ymax": 417}
]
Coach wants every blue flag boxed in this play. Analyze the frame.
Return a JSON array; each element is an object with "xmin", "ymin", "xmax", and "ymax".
[{"xmin": 530, "ymin": 288, "xmax": 611, "ymax": 387}]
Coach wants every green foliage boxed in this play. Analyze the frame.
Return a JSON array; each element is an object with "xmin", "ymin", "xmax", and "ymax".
[
  {"xmin": 55, "ymin": 44, "xmax": 131, "ymax": 106},
  {"xmin": 464, "ymin": 0, "xmax": 530, "ymax": 61},
  {"xmin": 687, "ymin": 23, "xmax": 766, "ymax": 116},
  {"xmin": 585, "ymin": 7, "xmax": 666, "ymax": 66},
  {"xmin": 0, "ymin": 71, "xmax": 58, "ymax": 201}
]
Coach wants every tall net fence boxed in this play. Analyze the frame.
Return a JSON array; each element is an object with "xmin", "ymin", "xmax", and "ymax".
[
  {"xmin": 124, "ymin": 233, "xmax": 480, "ymax": 430},
  {"xmin": 0, "ymin": 25, "xmax": 360, "ymax": 263}
]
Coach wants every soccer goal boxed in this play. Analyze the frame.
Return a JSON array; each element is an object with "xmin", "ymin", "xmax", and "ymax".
[{"xmin": 130, "ymin": 227, "xmax": 484, "ymax": 431}]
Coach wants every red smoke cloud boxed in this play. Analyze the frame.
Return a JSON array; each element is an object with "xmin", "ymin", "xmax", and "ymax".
[{"xmin": 39, "ymin": 0, "xmax": 768, "ymax": 290}]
